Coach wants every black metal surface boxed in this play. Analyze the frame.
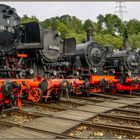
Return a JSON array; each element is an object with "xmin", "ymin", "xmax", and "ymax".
[
  {"xmin": 39, "ymin": 28, "xmax": 64, "ymax": 62},
  {"xmin": 17, "ymin": 21, "xmax": 42, "ymax": 50},
  {"xmin": 0, "ymin": 4, "xmax": 20, "ymax": 51},
  {"xmin": 75, "ymin": 41, "xmax": 105, "ymax": 67},
  {"xmin": 104, "ymin": 50, "xmax": 140, "ymax": 75}
]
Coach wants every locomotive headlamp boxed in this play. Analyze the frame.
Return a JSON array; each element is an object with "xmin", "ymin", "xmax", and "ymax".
[
  {"xmin": 111, "ymin": 69, "xmax": 115, "ymax": 74},
  {"xmin": 24, "ymin": 69, "xmax": 34, "ymax": 76},
  {"xmin": 74, "ymin": 71, "xmax": 79, "ymax": 76},
  {"xmin": 103, "ymin": 70, "xmax": 107, "ymax": 74},
  {"xmin": 90, "ymin": 68, "xmax": 97, "ymax": 74},
  {"xmin": 29, "ymin": 69, "xmax": 34, "ymax": 75},
  {"xmin": 108, "ymin": 69, "xmax": 115, "ymax": 75},
  {"xmin": 53, "ymin": 71, "xmax": 57, "ymax": 76},
  {"xmin": 19, "ymin": 70, "xmax": 26, "ymax": 79},
  {"xmin": 127, "ymin": 71, "xmax": 131, "ymax": 76},
  {"xmin": 5, "ymin": 84, "xmax": 12, "ymax": 93}
]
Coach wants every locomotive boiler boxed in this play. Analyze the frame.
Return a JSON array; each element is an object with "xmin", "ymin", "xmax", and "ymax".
[
  {"xmin": 75, "ymin": 42, "xmax": 105, "ymax": 68},
  {"xmin": 75, "ymin": 29, "xmax": 105, "ymax": 68},
  {"xmin": 71, "ymin": 29, "xmax": 106, "ymax": 76}
]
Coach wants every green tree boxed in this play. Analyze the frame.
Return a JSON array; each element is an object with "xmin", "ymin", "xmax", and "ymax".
[
  {"xmin": 129, "ymin": 33, "xmax": 140, "ymax": 49},
  {"xmin": 84, "ymin": 19, "xmax": 93, "ymax": 31},
  {"xmin": 94, "ymin": 33, "xmax": 123, "ymax": 49},
  {"xmin": 97, "ymin": 14, "xmax": 124, "ymax": 36},
  {"xmin": 20, "ymin": 15, "xmax": 39, "ymax": 23},
  {"xmin": 20, "ymin": 13, "xmax": 140, "ymax": 48},
  {"xmin": 126, "ymin": 19, "xmax": 140, "ymax": 35}
]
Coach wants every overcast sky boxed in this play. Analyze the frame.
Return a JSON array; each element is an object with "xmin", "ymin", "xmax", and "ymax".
[{"xmin": 0, "ymin": 2, "xmax": 140, "ymax": 22}]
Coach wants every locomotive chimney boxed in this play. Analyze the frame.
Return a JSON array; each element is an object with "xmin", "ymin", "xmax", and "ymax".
[
  {"xmin": 123, "ymin": 28, "xmax": 129, "ymax": 50},
  {"xmin": 86, "ymin": 28, "xmax": 93, "ymax": 41}
]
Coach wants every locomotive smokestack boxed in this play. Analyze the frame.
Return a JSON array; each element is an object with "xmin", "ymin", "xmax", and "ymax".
[
  {"xmin": 123, "ymin": 28, "xmax": 129, "ymax": 50},
  {"xmin": 86, "ymin": 28, "xmax": 93, "ymax": 41}
]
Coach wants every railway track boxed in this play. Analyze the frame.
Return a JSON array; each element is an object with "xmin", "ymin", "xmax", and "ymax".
[
  {"xmin": 0, "ymin": 110, "xmax": 78, "ymax": 139},
  {"xmin": 69, "ymin": 92, "xmax": 140, "ymax": 107},
  {"xmin": 65, "ymin": 122, "xmax": 140, "ymax": 139},
  {"xmin": 1, "ymin": 93, "xmax": 140, "ymax": 139},
  {"xmin": 1, "ymin": 103, "xmax": 140, "ymax": 139}
]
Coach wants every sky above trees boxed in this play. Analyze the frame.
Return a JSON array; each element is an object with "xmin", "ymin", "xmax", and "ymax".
[{"xmin": 0, "ymin": 2, "xmax": 140, "ymax": 21}]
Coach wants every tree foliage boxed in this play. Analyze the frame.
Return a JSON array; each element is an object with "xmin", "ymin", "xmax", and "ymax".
[
  {"xmin": 20, "ymin": 14, "xmax": 39, "ymax": 23},
  {"xmin": 40, "ymin": 15, "xmax": 85, "ymax": 43},
  {"xmin": 20, "ymin": 14, "xmax": 140, "ymax": 49},
  {"xmin": 97, "ymin": 14, "xmax": 124, "ymax": 36},
  {"xmin": 84, "ymin": 19, "xmax": 93, "ymax": 31}
]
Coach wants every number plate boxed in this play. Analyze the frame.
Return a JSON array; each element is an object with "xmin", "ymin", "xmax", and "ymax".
[{"xmin": 49, "ymin": 45, "xmax": 59, "ymax": 51}]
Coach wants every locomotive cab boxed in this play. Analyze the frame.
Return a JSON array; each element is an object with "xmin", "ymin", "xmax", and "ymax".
[{"xmin": 17, "ymin": 21, "xmax": 43, "ymax": 50}]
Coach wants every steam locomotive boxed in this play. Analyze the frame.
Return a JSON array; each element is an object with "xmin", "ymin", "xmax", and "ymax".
[{"xmin": 103, "ymin": 30, "xmax": 140, "ymax": 84}]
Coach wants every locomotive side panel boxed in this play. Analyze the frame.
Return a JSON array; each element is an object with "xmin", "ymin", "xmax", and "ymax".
[{"xmin": 40, "ymin": 29, "xmax": 64, "ymax": 62}]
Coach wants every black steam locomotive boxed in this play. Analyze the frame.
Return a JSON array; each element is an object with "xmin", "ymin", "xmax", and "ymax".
[
  {"xmin": 70, "ymin": 30, "xmax": 106, "ymax": 77},
  {"xmin": 103, "ymin": 30, "xmax": 140, "ymax": 79}
]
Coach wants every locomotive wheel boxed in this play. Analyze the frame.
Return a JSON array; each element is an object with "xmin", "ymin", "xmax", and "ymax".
[{"xmin": 30, "ymin": 88, "xmax": 43, "ymax": 103}]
